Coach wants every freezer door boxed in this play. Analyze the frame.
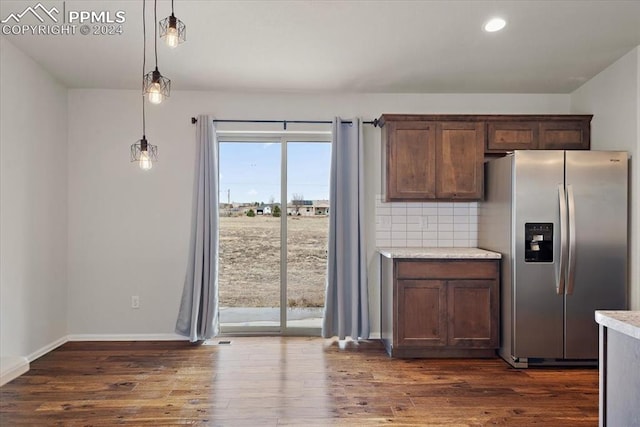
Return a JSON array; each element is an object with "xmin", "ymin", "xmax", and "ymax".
[
  {"xmin": 513, "ymin": 151, "xmax": 565, "ymax": 358},
  {"xmin": 564, "ymin": 151, "xmax": 628, "ymax": 359}
]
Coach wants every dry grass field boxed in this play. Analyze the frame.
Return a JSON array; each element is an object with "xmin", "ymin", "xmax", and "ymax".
[{"xmin": 219, "ymin": 215, "xmax": 328, "ymax": 308}]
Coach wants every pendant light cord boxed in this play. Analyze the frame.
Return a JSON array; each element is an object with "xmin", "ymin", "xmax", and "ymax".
[
  {"xmin": 154, "ymin": 0, "xmax": 158, "ymax": 69},
  {"xmin": 171, "ymin": 0, "xmax": 174, "ymax": 14},
  {"xmin": 142, "ymin": 0, "xmax": 146, "ymax": 136}
]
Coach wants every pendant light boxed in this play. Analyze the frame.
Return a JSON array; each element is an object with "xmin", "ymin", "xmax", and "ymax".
[
  {"xmin": 131, "ymin": 134, "xmax": 157, "ymax": 170},
  {"xmin": 143, "ymin": 0, "xmax": 170, "ymax": 104},
  {"xmin": 159, "ymin": 0, "xmax": 186, "ymax": 48},
  {"xmin": 132, "ymin": 0, "xmax": 158, "ymax": 170}
]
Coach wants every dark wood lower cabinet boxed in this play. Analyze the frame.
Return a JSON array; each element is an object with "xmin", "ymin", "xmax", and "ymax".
[
  {"xmin": 381, "ymin": 257, "xmax": 499, "ymax": 358},
  {"xmin": 396, "ymin": 280, "xmax": 447, "ymax": 347},
  {"xmin": 447, "ymin": 280, "xmax": 498, "ymax": 349}
]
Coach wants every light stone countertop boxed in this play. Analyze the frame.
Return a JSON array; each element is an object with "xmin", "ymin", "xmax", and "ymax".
[
  {"xmin": 377, "ymin": 247, "xmax": 502, "ymax": 259},
  {"xmin": 595, "ymin": 311, "xmax": 640, "ymax": 341}
]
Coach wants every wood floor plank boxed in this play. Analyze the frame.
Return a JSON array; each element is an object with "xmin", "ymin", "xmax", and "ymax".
[{"xmin": 0, "ymin": 337, "xmax": 598, "ymax": 426}]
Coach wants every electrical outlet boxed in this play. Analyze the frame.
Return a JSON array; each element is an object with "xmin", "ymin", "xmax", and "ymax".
[
  {"xmin": 421, "ymin": 216, "xmax": 429, "ymax": 229},
  {"xmin": 131, "ymin": 295, "xmax": 140, "ymax": 309}
]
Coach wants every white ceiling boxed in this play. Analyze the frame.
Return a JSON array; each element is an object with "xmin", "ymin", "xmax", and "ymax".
[{"xmin": 2, "ymin": 0, "xmax": 640, "ymax": 93}]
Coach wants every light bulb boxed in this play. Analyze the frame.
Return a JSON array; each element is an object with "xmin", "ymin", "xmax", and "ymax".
[
  {"xmin": 165, "ymin": 26, "xmax": 179, "ymax": 48},
  {"xmin": 484, "ymin": 17, "xmax": 506, "ymax": 32},
  {"xmin": 148, "ymin": 82, "xmax": 163, "ymax": 104},
  {"xmin": 139, "ymin": 150, "xmax": 153, "ymax": 170}
]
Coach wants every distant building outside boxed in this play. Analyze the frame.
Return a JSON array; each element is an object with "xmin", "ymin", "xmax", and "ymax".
[{"xmin": 286, "ymin": 200, "xmax": 329, "ymax": 216}]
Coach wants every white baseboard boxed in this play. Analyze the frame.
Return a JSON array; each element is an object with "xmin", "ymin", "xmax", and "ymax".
[
  {"xmin": 27, "ymin": 335, "xmax": 69, "ymax": 363},
  {"xmin": 1, "ymin": 334, "xmax": 185, "ymax": 385},
  {"xmin": 1, "ymin": 335, "xmax": 68, "ymax": 386},
  {"xmin": 67, "ymin": 333, "xmax": 188, "ymax": 342},
  {"xmin": 0, "ymin": 356, "xmax": 29, "ymax": 386}
]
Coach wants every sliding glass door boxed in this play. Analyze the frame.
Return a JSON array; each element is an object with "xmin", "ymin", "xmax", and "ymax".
[
  {"xmin": 218, "ymin": 141, "xmax": 282, "ymax": 333},
  {"xmin": 217, "ymin": 134, "xmax": 331, "ymax": 335},
  {"xmin": 286, "ymin": 142, "xmax": 331, "ymax": 331}
]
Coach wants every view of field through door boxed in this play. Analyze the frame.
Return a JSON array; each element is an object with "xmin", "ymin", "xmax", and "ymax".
[
  {"xmin": 218, "ymin": 141, "xmax": 282, "ymax": 333},
  {"xmin": 217, "ymin": 136, "xmax": 331, "ymax": 334},
  {"xmin": 286, "ymin": 142, "xmax": 331, "ymax": 331}
]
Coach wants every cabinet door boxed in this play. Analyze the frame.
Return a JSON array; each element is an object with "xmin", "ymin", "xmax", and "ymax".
[
  {"xmin": 435, "ymin": 122, "xmax": 485, "ymax": 199},
  {"xmin": 396, "ymin": 280, "xmax": 447, "ymax": 347},
  {"xmin": 386, "ymin": 121, "xmax": 436, "ymax": 200},
  {"xmin": 447, "ymin": 280, "xmax": 498, "ymax": 348},
  {"xmin": 487, "ymin": 121, "xmax": 539, "ymax": 151},
  {"xmin": 539, "ymin": 121, "xmax": 590, "ymax": 150}
]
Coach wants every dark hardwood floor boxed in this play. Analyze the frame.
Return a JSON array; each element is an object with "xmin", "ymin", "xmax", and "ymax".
[{"xmin": 0, "ymin": 337, "xmax": 598, "ymax": 426}]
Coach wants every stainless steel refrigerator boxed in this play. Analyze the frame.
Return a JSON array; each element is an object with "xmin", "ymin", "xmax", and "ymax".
[{"xmin": 479, "ymin": 150, "xmax": 628, "ymax": 368}]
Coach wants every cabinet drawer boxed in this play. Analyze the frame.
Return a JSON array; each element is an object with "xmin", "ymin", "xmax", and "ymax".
[{"xmin": 396, "ymin": 260, "xmax": 498, "ymax": 280}]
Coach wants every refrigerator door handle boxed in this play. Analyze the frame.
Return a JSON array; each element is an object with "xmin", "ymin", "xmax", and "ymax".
[
  {"xmin": 567, "ymin": 184, "xmax": 577, "ymax": 295},
  {"xmin": 557, "ymin": 184, "xmax": 567, "ymax": 295}
]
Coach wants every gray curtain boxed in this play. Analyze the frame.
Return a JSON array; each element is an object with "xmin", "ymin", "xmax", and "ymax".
[
  {"xmin": 175, "ymin": 115, "xmax": 219, "ymax": 342},
  {"xmin": 322, "ymin": 117, "xmax": 370, "ymax": 340}
]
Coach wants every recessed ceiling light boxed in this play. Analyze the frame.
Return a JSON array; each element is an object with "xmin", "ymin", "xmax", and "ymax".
[{"xmin": 484, "ymin": 17, "xmax": 506, "ymax": 32}]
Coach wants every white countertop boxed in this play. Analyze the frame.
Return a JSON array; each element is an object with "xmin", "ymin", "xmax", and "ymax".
[
  {"xmin": 595, "ymin": 311, "xmax": 640, "ymax": 340},
  {"xmin": 377, "ymin": 247, "xmax": 502, "ymax": 259}
]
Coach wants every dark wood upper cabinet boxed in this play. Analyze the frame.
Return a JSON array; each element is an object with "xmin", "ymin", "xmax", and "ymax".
[
  {"xmin": 539, "ymin": 120, "xmax": 590, "ymax": 150},
  {"xmin": 380, "ymin": 114, "xmax": 592, "ymax": 202},
  {"xmin": 487, "ymin": 121, "xmax": 539, "ymax": 151},
  {"xmin": 484, "ymin": 115, "xmax": 592, "ymax": 153},
  {"xmin": 382, "ymin": 116, "xmax": 484, "ymax": 201},
  {"xmin": 436, "ymin": 122, "xmax": 484, "ymax": 200},
  {"xmin": 385, "ymin": 121, "xmax": 436, "ymax": 200}
]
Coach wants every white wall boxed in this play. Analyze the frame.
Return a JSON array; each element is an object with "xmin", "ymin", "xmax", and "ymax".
[
  {"xmin": 67, "ymin": 89, "xmax": 569, "ymax": 336},
  {"xmin": 0, "ymin": 38, "xmax": 68, "ymax": 374},
  {"xmin": 571, "ymin": 46, "xmax": 640, "ymax": 310}
]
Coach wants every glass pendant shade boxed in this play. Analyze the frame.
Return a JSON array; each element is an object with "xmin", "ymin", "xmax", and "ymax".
[
  {"xmin": 160, "ymin": 13, "xmax": 186, "ymax": 48},
  {"xmin": 131, "ymin": 136, "xmax": 158, "ymax": 171},
  {"xmin": 148, "ymin": 82, "xmax": 163, "ymax": 104},
  {"xmin": 143, "ymin": 67, "xmax": 170, "ymax": 104},
  {"xmin": 139, "ymin": 150, "xmax": 153, "ymax": 170}
]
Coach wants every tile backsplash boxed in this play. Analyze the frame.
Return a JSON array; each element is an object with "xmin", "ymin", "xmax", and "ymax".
[{"xmin": 375, "ymin": 195, "xmax": 478, "ymax": 248}]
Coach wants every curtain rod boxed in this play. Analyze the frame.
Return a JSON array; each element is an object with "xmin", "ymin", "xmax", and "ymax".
[{"xmin": 190, "ymin": 117, "xmax": 380, "ymax": 129}]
